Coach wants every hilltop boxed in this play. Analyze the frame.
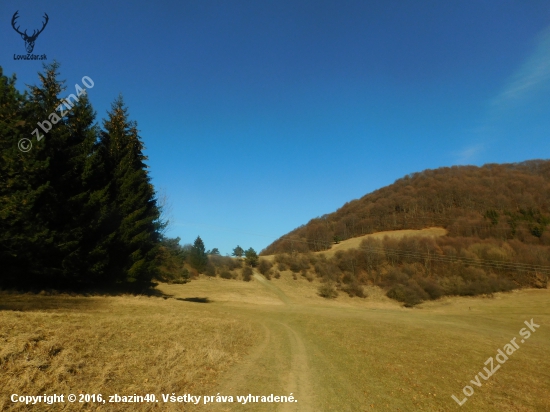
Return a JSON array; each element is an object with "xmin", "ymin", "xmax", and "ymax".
[{"xmin": 261, "ymin": 159, "xmax": 550, "ymax": 255}]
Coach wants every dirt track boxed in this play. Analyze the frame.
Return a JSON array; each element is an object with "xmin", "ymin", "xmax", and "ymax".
[{"xmin": 207, "ymin": 272, "xmax": 316, "ymax": 411}]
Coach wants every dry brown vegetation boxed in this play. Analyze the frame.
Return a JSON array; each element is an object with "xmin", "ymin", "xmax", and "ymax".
[
  {"xmin": 0, "ymin": 291, "xmax": 260, "ymax": 411},
  {"xmin": 262, "ymin": 160, "xmax": 550, "ymax": 255},
  {"xmin": 2, "ymin": 273, "xmax": 549, "ymax": 411},
  {"xmin": 261, "ymin": 227, "xmax": 549, "ymax": 306},
  {"xmin": 259, "ymin": 160, "xmax": 550, "ymax": 305}
]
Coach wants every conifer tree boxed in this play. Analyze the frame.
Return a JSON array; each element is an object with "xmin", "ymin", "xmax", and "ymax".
[
  {"xmin": 244, "ymin": 247, "xmax": 258, "ymax": 267},
  {"xmin": 0, "ymin": 67, "xmax": 38, "ymax": 286},
  {"xmin": 190, "ymin": 236, "xmax": 208, "ymax": 273},
  {"xmin": 1, "ymin": 65, "xmax": 164, "ymax": 290},
  {"xmin": 23, "ymin": 62, "xmax": 100, "ymax": 287},
  {"xmin": 232, "ymin": 245, "xmax": 244, "ymax": 258},
  {"xmin": 98, "ymin": 96, "xmax": 163, "ymax": 286}
]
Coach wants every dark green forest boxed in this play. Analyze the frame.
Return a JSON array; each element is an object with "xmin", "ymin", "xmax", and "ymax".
[{"xmin": 0, "ymin": 64, "xmax": 163, "ymax": 291}]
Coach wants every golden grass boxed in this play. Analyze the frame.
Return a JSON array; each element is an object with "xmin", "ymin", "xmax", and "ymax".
[
  {"xmin": 261, "ymin": 227, "xmax": 447, "ymax": 261},
  {"xmin": 2, "ymin": 269, "xmax": 549, "ymax": 411},
  {"xmin": 0, "ymin": 292, "xmax": 260, "ymax": 411},
  {"xmin": 319, "ymin": 227, "xmax": 447, "ymax": 257}
]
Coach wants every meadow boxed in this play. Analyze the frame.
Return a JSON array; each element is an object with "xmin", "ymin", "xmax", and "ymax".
[{"xmin": 2, "ymin": 267, "xmax": 549, "ymax": 411}]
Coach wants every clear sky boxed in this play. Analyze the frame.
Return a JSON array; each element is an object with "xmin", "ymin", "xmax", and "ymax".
[{"xmin": 2, "ymin": 1, "xmax": 550, "ymax": 255}]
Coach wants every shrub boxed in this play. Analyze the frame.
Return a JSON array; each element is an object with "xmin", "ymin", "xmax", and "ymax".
[
  {"xmin": 277, "ymin": 262, "xmax": 287, "ymax": 271},
  {"xmin": 318, "ymin": 283, "xmax": 338, "ymax": 298},
  {"xmin": 204, "ymin": 262, "xmax": 216, "ymax": 277},
  {"xmin": 258, "ymin": 259, "xmax": 273, "ymax": 275},
  {"xmin": 242, "ymin": 266, "xmax": 253, "ymax": 282},
  {"xmin": 386, "ymin": 283, "xmax": 425, "ymax": 306},
  {"xmin": 272, "ymin": 270, "xmax": 281, "ymax": 279},
  {"xmin": 228, "ymin": 258, "xmax": 242, "ymax": 270},
  {"xmin": 380, "ymin": 268, "xmax": 409, "ymax": 287},
  {"xmin": 341, "ymin": 282, "xmax": 366, "ymax": 298},
  {"xmin": 220, "ymin": 270, "xmax": 232, "ymax": 279},
  {"xmin": 416, "ymin": 278, "xmax": 443, "ymax": 300},
  {"xmin": 342, "ymin": 272, "xmax": 353, "ymax": 284}
]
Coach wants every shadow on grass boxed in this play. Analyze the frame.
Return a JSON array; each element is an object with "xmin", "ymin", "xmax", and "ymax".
[
  {"xmin": 175, "ymin": 297, "xmax": 211, "ymax": 303},
  {"xmin": 0, "ymin": 283, "xmax": 172, "ymax": 312},
  {"xmin": 0, "ymin": 292, "xmax": 107, "ymax": 312}
]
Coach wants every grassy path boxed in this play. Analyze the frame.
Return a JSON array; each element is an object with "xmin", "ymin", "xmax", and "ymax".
[
  {"xmin": 175, "ymin": 272, "xmax": 550, "ymax": 411},
  {"xmin": 205, "ymin": 272, "xmax": 316, "ymax": 411},
  {"xmin": 3, "ymin": 274, "xmax": 548, "ymax": 411}
]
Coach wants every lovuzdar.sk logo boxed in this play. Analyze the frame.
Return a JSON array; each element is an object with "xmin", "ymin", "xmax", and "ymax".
[{"xmin": 11, "ymin": 10, "xmax": 49, "ymax": 60}]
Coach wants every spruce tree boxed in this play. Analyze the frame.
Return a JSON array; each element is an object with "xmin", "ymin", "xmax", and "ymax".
[
  {"xmin": 190, "ymin": 236, "xmax": 208, "ymax": 273},
  {"xmin": 1, "ymin": 65, "xmax": 163, "ymax": 290},
  {"xmin": 24, "ymin": 62, "xmax": 100, "ymax": 288},
  {"xmin": 0, "ymin": 66, "xmax": 38, "ymax": 286},
  {"xmin": 98, "ymin": 96, "xmax": 163, "ymax": 286}
]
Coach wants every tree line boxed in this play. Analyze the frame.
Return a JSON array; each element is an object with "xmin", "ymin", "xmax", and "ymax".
[
  {"xmin": 0, "ymin": 63, "xmax": 163, "ymax": 291},
  {"xmin": 156, "ymin": 236, "xmax": 260, "ymax": 283}
]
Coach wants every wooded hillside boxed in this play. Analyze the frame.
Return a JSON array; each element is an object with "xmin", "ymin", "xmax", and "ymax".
[{"xmin": 262, "ymin": 160, "xmax": 550, "ymax": 254}]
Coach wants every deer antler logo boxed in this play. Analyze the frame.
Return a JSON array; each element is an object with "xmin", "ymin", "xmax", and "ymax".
[{"xmin": 11, "ymin": 11, "xmax": 49, "ymax": 54}]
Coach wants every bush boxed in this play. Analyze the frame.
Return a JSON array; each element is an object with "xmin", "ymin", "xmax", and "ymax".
[
  {"xmin": 272, "ymin": 270, "xmax": 281, "ymax": 279},
  {"xmin": 258, "ymin": 259, "xmax": 273, "ymax": 275},
  {"xmin": 204, "ymin": 262, "xmax": 216, "ymax": 277},
  {"xmin": 416, "ymin": 278, "xmax": 443, "ymax": 299},
  {"xmin": 229, "ymin": 258, "xmax": 242, "ymax": 270},
  {"xmin": 277, "ymin": 262, "xmax": 287, "ymax": 271},
  {"xmin": 220, "ymin": 270, "xmax": 232, "ymax": 279},
  {"xmin": 380, "ymin": 268, "xmax": 409, "ymax": 287},
  {"xmin": 386, "ymin": 283, "xmax": 425, "ymax": 306},
  {"xmin": 275, "ymin": 253, "xmax": 310, "ymax": 273},
  {"xmin": 341, "ymin": 282, "xmax": 366, "ymax": 298},
  {"xmin": 318, "ymin": 283, "xmax": 338, "ymax": 298},
  {"xmin": 242, "ymin": 266, "xmax": 253, "ymax": 282}
]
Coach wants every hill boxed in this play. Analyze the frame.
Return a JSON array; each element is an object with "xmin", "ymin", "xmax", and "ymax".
[
  {"xmin": 261, "ymin": 160, "xmax": 550, "ymax": 255},
  {"xmin": 259, "ymin": 160, "xmax": 550, "ymax": 306}
]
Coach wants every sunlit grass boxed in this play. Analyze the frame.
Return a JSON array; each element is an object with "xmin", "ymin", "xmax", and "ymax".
[{"xmin": 0, "ymin": 292, "xmax": 260, "ymax": 411}]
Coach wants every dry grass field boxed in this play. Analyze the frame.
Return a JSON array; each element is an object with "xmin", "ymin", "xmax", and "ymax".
[
  {"xmin": 2, "ymin": 260, "xmax": 549, "ymax": 411},
  {"xmin": 0, "ymin": 291, "xmax": 261, "ymax": 411},
  {"xmin": 260, "ymin": 227, "xmax": 448, "ymax": 261}
]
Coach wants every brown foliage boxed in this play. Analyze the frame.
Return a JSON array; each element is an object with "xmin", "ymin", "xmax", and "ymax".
[
  {"xmin": 257, "ymin": 259, "xmax": 273, "ymax": 275},
  {"xmin": 261, "ymin": 160, "xmax": 550, "ymax": 255},
  {"xmin": 241, "ymin": 266, "xmax": 253, "ymax": 282}
]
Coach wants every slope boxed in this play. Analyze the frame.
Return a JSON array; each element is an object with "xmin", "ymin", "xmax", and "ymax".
[{"xmin": 261, "ymin": 160, "xmax": 550, "ymax": 255}]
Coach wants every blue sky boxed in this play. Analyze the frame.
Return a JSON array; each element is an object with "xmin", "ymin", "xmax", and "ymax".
[{"xmin": 2, "ymin": 1, "xmax": 550, "ymax": 254}]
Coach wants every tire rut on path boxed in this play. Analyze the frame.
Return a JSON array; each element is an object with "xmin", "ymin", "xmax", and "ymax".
[
  {"xmin": 277, "ymin": 322, "xmax": 315, "ymax": 412},
  {"xmin": 205, "ymin": 273, "xmax": 317, "ymax": 411}
]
